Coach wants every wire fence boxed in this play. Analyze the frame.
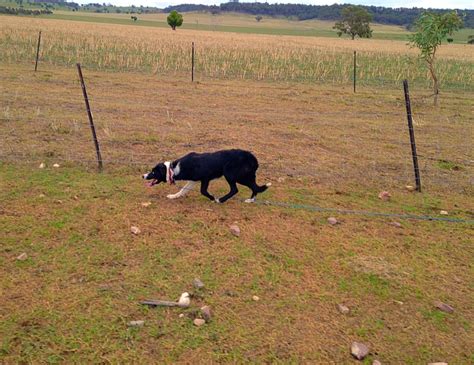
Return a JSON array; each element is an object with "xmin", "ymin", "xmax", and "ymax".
[{"xmin": 0, "ymin": 63, "xmax": 473, "ymax": 195}]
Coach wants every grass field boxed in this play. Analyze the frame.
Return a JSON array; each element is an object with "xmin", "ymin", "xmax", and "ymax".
[{"xmin": 1, "ymin": 12, "xmax": 473, "ymax": 364}]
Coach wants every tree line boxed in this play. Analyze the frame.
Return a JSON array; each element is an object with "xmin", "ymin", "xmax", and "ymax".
[
  {"xmin": 165, "ymin": 2, "xmax": 474, "ymax": 28},
  {"xmin": 0, "ymin": 6, "xmax": 52, "ymax": 15}
]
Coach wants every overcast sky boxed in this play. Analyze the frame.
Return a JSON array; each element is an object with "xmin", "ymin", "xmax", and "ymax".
[{"xmin": 75, "ymin": 0, "xmax": 473, "ymax": 10}]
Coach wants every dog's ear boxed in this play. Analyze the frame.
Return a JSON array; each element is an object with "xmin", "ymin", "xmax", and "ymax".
[{"xmin": 153, "ymin": 163, "xmax": 167, "ymax": 182}]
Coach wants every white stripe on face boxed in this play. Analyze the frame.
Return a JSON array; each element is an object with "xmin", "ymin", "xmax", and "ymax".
[{"xmin": 143, "ymin": 173, "xmax": 149, "ymax": 179}]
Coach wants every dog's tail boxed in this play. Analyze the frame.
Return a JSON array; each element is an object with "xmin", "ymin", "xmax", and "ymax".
[{"xmin": 255, "ymin": 182, "xmax": 272, "ymax": 193}]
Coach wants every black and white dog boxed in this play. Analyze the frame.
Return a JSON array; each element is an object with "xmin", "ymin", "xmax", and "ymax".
[{"xmin": 142, "ymin": 149, "xmax": 271, "ymax": 203}]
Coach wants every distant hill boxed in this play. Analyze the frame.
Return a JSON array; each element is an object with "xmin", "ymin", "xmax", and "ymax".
[{"xmin": 164, "ymin": 2, "xmax": 474, "ymax": 28}]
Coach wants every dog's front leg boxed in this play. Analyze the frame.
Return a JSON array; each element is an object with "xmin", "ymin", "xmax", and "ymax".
[{"xmin": 167, "ymin": 181, "xmax": 196, "ymax": 199}]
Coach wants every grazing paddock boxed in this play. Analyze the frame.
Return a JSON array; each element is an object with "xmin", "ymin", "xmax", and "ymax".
[{"xmin": 1, "ymin": 15, "xmax": 473, "ymax": 364}]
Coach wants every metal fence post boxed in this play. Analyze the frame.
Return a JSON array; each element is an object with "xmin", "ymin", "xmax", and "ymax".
[
  {"xmin": 191, "ymin": 42, "xmax": 195, "ymax": 82},
  {"xmin": 353, "ymin": 51, "xmax": 356, "ymax": 93},
  {"xmin": 403, "ymin": 79, "xmax": 421, "ymax": 192},
  {"xmin": 76, "ymin": 63, "xmax": 103, "ymax": 172},
  {"xmin": 34, "ymin": 31, "xmax": 42, "ymax": 72}
]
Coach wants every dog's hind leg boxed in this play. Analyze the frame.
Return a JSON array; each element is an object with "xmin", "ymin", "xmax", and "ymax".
[
  {"xmin": 200, "ymin": 180, "xmax": 215, "ymax": 201},
  {"xmin": 216, "ymin": 179, "xmax": 238, "ymax": 203},
  {"xmin": 239, "ymin": 175, "xmax": 271, "ymax": 203},
  {"xmin": 167, "ymin": 181, "xmax": 196, "ymax": 200}
]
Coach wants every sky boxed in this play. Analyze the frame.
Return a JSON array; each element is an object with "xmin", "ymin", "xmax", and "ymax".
[{"xmin": 74, "ymin": 0, "xmax": 474, "ymax": 10}]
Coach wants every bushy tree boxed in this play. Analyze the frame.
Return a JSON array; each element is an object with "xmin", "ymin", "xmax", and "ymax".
[
  {"xmin": 468, "ymin": 35, "xmax": 474, "ymax": 44},
  {"xmin": 255, "ymin": 15, "xmax": 262, "ymax": 22},
  {"xmin": 167, "ymin": 10, "xmax": 183, "ymax": 30},
  {"xmin": 333, "ymin": 5, "xmax": 373, "ymax": 40},
  {"xmin": 408, "ymin": 11, "xmax": 463, "ymax": 105}
]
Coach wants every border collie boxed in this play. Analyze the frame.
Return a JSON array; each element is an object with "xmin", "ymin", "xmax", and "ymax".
[{"xmin": 142, "ymin": 149, "xmax": 271, "ymax": 203}]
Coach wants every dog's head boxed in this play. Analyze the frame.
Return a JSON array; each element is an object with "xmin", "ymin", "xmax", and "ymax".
[{"xmin": 142, "ymin": 163, "xmax": 167, "ymax": 186}]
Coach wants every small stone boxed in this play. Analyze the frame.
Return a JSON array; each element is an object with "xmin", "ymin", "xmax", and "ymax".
[
  {"xmin": 394, "ymin": 300, "xmax": 404, "ymax": 305},
  {"xmin": 439, "ymin": 210, "xmax": 448, "ymax": 215},
  {"xmin": 201, "ymin": 305, "xmax": 212, "ymax": 322},
  {"xmin": 38, "ymin": 193, "xmax": 46, "ymax": 198},
  {"xmin": 39, "ymin": 163, "xmax": 45, "ymax": 169},
  {"xmin": 229, "ymin": 224, "xmax": 240, "ymax": 237},
  {"xmin": 55, "ymin": 200, "xmax": 63, "ymax": 204},
  {"xmin": 128, "ymin": 320, "xmax": 145, "ymax": 327},
  {"xmin": 434, "ymin": 301, "xmax": 454, "ymax": 313},
  {"xmin": 372, "ymin": 360, "xmax": 382, "ymax": 365},
  {"xmin": 73, "ymin": 195, "xmax": 79, "ymax": 200},
  {"xmin": 378, "ymin": 191, "xmax": 391, "ymax": 201},
  {"xmin": 16, "ymin": 253, "xmax": 28, "ymax": 261},
  {"xmin": 141, "ymin": 202, "xmax": 152, "ymax": 207},
  {"xmin": 405, "ymin": 185, "xmax": 415, "ymax": 191},
  {"xmin": 337, "ymin": 304, "xmax": 350, "ymax": 314},
  {"xmin": 351, "ymin": 342, "xmax": 370, "ymax": 360},
  {"xmin": 327, "ymin": 217, "xmax": 338, "ymax": 225},
  {"xmin": 193, "ymin": 278, "xmax": 205, "ymax": 289},
  {"xmin": 53, "ymin": 163, "xmax": 60, "ymax": 168},
  {"xmin": 179, "ymin": 313, "xmax": 185, "ymax": 318},
  {"xmin": 193, "ymin": 318, "xmax": 205, "ymax": 326},
  {"xmin": 130, "ymin": 226, "xmax": 141, "ymax": 235},
  {"xmin": 277, "ymin": 177, "xmax": 285, "ymax": 183},
  {"xmin": 389, "ymin": 222, "xmax": 402, "ymax": 228},
  {"xmin": 252, "ymin": 295, "xmax": 260, "ymax": 301}
]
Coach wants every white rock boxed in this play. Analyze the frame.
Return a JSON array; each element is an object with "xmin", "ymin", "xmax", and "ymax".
[
  {"xmin": 327, "ymin": 217, "xmax": 338, "ymax": 225},
  {"xmin": 128, "ymin": 320, "xmax": 145, "ymax": 327},
  {"xmin": 372, "ymin": 360, "xmax": 382, "ymax": 365},
  {"xmin": 53, "ymin": 163, "xmax": 60, "ymax": 168},
  {"xmin": 179, "ymin": 313, "xmax": 185, "ymax": 318},
  {"xmin": 252, "ymin": 295, "xmax": 260, "ymax": 301},
  {"xmin": 229, "ymin": 224, "xmax": 240, "ymax": 237},
  {"xmin": 16, "ymin": 253, "xmax": 28, "ymax": 261},
  {"xmin": 440, "ymin": 210, "xmax": 448, "ymax": 215},
  {"xmin": 337, "ymin": 304, "xmax": 350, "ymax": 314},
  {"xmin": 405, "ymin": 185, "xmax": 415, "ymax": 191},
  {"xmin": 39, "ymin": 194, "xmax": 46, "ymax": 198},
  {"xmin": 389, "ymin": 222, "xmax": 402, "ymax": 228},
  {"xmin": 178, "ymin": 292, "xmax": 191, "ymax": 308},
  {"xmin": 39, "ymin": 163, "xmax": 45, "ymax": 169},
  {"xmin": 351, "ymin": 342, "xmax": 369, "ymax": 360},
  {"xmin": 141, "ymin": 202, "xmax": 152, "ymax": 207},
  {"xmin": 130, "ymin": 226, "xmax": 141, "ymax": 235},
  {"xmin": 277, "ymin": 177, "xmax": 285, "ymax": 183},
  {"xmin": 193, "ymin": 318, "xmax": 205, "ymax": 327}
]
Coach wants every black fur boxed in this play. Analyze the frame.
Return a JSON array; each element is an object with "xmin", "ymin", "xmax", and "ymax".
[{"xmin": 143, "ymin": 149, "xmax": 269, "ymax": 203}]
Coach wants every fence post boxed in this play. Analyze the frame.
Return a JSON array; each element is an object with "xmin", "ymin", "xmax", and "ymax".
[
  {"xmin": 353, "ymin": 51, "xmax": 356, "ymax": 93},
  {"xmin": 403, "ymin": 80, "xmax": 421, "ymax": 192},
  {"xmin": 76, "ymin": 63, "xmax": 103, "ymax": 172},
  {"xmin": 34, "ymin": 31, "xmax": 42, "ymax": 72},
  {"xmin": 191, "ymin": 42, "xmax": 195, "ymax": 82}
]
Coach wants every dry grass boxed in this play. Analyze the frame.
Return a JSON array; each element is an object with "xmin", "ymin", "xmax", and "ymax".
[{"xmin": 1, "ymin": 16, "xmax": 473, "ymax": 88}]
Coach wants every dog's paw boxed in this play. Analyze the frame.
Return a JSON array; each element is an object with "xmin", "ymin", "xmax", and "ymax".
[
  {"xmin": 244, "ymin": 198, "xmax": 256, "ymax": 203},
  {"xmin": 214, "ymin": 198, "xmax": 221, "ymax": 203},
  {"xmin": 167, "ymin": 194, "xmax": 178, "ymax": 199},
  {"xmin": 266, "ymin": 182, "xmax": 272, "ymax": 187}
]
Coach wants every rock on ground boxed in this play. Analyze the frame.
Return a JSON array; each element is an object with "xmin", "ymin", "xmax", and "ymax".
[
  {"xmin": 351, "ymin": 342, "xmax": 369, "ymax": 360},
  {"xmin": 252, "ymin": 295, "xmax": 260, "ymax": 301},
  {"xmin": 201, "ymin": 306, "xmax": 212, "ymax": 322},
  {"xmin": 372, "ymin": 360, "xmax": 382, "ymax": 365},
  {"xmin": 193, "ymin": 278, "xmax": 205, "ymax": 289},
  {"xmin": 337, "ymin": 304, "xmax": 350, "ymax": 314},
  {"xmin": 16, "ymin": 253, "xmax": 28, "ymax": 261},
  {"xmin": 128, "ymin": 320, "xmax": 145, "ymax": 327},
  {"xmin": 229, "ymin": 224, "xmax": 240, "ymax": 237},
  {"xmin": 378, "ymin": 191, "xmax": 391, "ymax": 201},
  {"xmin": 434, "ymin": 301, "xmax": 454, "ymax": 313},
  {"xmin": 130, "ymin": 226, "xmax": 141, "ymax": 235},
  {"xmin": 193, "ymin": 318, "xmax": 206, "ymax": 327},
  {"xmin": 327, "ymin": 217, "xmax": 338, "ymax": 225}
]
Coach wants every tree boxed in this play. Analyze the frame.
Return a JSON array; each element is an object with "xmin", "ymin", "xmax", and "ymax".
[
  {"xmin": 255, "ymin": 15, "xmax": 262, "ymax": 22},
  {"xmin": 468, "ymin": 35, "xmax": 474, "ymax": 44},
  {"xmin": 408, "ymin": 11, "xmax": 463, "ymax": 105},
  {"xmin": 167, "ymin": 10, "xmax": 183, "ymax": 30},
  {"xmin": 333, "ymin": 5, "xmax": 373, "ymax": 40}
]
